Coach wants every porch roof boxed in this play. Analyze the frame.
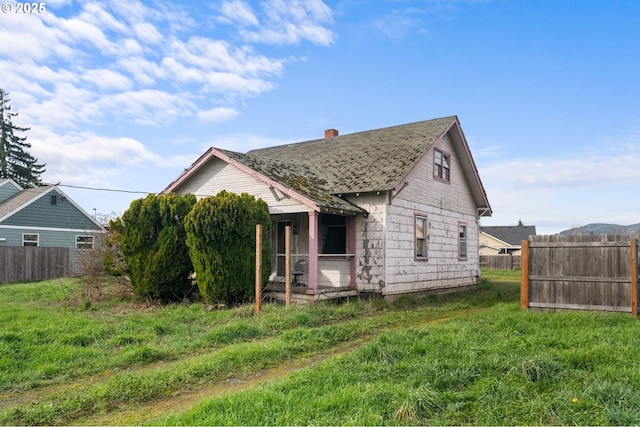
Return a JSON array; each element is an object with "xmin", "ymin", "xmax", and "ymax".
[{"xmin": 218, "ymin": 149, "xmax": 364, "ymax": 215}]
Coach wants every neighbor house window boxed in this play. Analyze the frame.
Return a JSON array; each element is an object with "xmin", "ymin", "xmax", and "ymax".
[
  {"xmin": 459, "ymin": 223, "xmax": 468, "ymax": 260},
  {"xmin": 23, "ymin": 234, "xmax": 39, "ymax": 247},
  {"xmin": 320, "ymin": 214, "xmax": 347, "ymax": 254},
  {"xmin": 51, "ymin": 195, "xmax": 57, "ymax": 205},
  {"xmin": 76, "ymin": 235, "xmax": 94, "ymax": 250},
  {"xmin": 415, "ymin": 215, "xmax": 428, "ymax": 259},
  {"xmin": 434, "ymin": 149, "xmax": 450, "ymax": 181}
]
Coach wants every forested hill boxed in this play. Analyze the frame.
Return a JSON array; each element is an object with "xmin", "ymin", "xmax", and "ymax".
[{"xmin": 559, "ymin": 223, "xmax": 640, "ymax": 235}]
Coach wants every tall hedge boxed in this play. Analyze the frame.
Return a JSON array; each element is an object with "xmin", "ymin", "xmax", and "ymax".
[
  {"xmin": 120, "ymin": 193, "xmax": 197, "ymax": 301},
  {"xmin": 184, "ymin": 190, "xmax": 271, "ymax": 306}
]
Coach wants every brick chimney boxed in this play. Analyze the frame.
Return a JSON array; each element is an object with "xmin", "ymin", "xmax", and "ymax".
[{"xmin": 324, "ymin": 129, "xmax": 339, "ymax": 139}]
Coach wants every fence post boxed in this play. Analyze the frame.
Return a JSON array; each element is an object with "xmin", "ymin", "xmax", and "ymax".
[
  {"xmin": 520, "ymin": 240, "xmax": 529, "ymax": 310},
  {"xmin": 255, "ymin": 224, "xmax": 262, "ymax": 314},
  {"xmin": 631, "ymin": 238, "xmax": 637, "ymax": 318}
]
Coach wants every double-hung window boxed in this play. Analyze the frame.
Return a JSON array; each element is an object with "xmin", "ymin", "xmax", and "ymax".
[
  {"xmin": 76, "ymin": 235, "xmax": 94, "ymax": 250},
  {"xmin": 23, "ymin": 234, "xmax": 39, "ymax": 247},
  {"xmin": 459, "ymin": 224, "xmax": 468, "ymax": 260},
  {"xmin": 434, "ymin": 149, "xmax": 450, "ymax": 181},
  {"xmin": 415, "ymin": 215, "xmax": 428, "ymax": 259}
]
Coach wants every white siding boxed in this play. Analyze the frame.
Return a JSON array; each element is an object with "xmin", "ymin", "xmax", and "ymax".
[
  {"xmin": 345, "ymin": 193, "xmax": 387, "ymax": 292},
  {"xmin": 173, "ymin": 158, "xmax": 308, "ymax": 214},
  {"xmin": 318, "ymin": 258, "xmax": 351, "ymax": 288},
  {"xmin": 378, "ymin": 131, "xmax": 480, "ymax": 296}
]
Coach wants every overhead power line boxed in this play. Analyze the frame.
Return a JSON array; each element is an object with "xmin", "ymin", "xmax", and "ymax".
[{"xmin": 56, "ymin": 183, "xmax": 157, "ymax": 195}]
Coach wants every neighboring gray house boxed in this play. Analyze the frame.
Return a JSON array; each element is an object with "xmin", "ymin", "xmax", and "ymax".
[
  {"xmin": 0, "ymin": 179, "xmax": 105, "ymax": 250},
  {"xmin": 163, "ymin": 116, "xmax": 492, "ymax": 301},
  {"xmin": 479, "ymin": 225, "xmax": 537, "ymax": 255}
]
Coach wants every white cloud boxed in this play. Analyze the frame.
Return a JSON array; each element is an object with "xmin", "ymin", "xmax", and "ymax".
[
  {"xmin": 219, "ymin": 0, "xmax": 259, "ymax": 26},
  {"xmin": 82, "ymin": 69, "xmax": 133, "ymax": 91},
  {"xmin": 197, "ymin": 107, "xmax": 239, "ymax": 123},
  {"xmin": 478, "ymin": 139, "xmax": 640, "ymax": 234},
  {"xmin": 237, "ymin": 0, "xmax": 336, "ymax": 45}
]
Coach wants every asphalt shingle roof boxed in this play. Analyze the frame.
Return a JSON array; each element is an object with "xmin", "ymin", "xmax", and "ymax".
[
  {"xmin": 248, "ymin": 116, "xmax": 456, "ymax": 194},
  {"xmin": 0, "ymin": 185, "xmax": 51, "ymax": 219},
  {"xmin": 218, "ymin": 149, "xmax": 364, "ymax": 214},
  {"xmin": 481, "ymin": 226, "xmax": 537, "ymax": 246}
]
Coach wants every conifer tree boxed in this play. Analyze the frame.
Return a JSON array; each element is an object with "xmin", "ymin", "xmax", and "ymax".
[{"xmin": 0, "ymin": 89, "xmax": 45, "ymax": 187}]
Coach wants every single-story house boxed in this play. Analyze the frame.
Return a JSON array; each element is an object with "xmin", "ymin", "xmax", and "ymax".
[
  {"xmin": 479, "ymin": 225, "xmax": 537, "ymax": 255},
  {"xmin": 0, "ymin": 178, "xmax": 105, "ymax": 251},
  {"xmin": 163, "ymin": 115, "xmax": 492, "ymax": 301}
]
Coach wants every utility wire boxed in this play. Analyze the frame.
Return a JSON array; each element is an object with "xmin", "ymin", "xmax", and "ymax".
[{"xmin": 56, "ymin": 183, "xmax": 157, "ymax": 195}]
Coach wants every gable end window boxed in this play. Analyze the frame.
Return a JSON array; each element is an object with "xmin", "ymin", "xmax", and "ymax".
[
  {"xmin": 23, "ymin": 234, "xmax": 39, "ymax": 247},
  {"xmin": 51, "ymin": 195, "xmax": 57, "ymax": 205},
  {"xmin": 76, "ymin": 235, "xmax": 94, "ymax": 250},
  {"xmin": 434, "ymin": 149, "xmax": 450, "ymax": 182},
  {"xmin": 415, "ymin": 215, "xmax": 428, "ymax": 259}
]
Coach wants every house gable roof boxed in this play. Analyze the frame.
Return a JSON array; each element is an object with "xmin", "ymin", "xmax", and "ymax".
[
  {"xmin": 0, "ymin": 185, "xmax": 105, "ymax": 230},
  {"xmin": 163, "ymin": 148, "xmax": 364, "ymax": 215},
  {"xmin": 0, "ymin": 179, "xmax": 23, "ymax": 203},
  {"xmin": 249, "ymin": 116, "xmax": 454, "ymax": 194},
  {"xmin": 249, "ymin": 116, "xmax": 491, "ymax": 215},
  {"xmin": 164, "ymin": 116, "xmax": 491, "ymax": 216},
  {"xmin": 481, "ymin": 226, "xmax": 537, "ymax": 246}
]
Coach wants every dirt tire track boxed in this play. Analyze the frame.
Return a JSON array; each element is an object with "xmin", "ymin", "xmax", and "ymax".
[
  {"xmin": 2, "ymin": 307, "xmax": 487, "ymax": 426},
  {"xmin": 75, "ymin": 311, "xmax": 482, "ymax": 426}
]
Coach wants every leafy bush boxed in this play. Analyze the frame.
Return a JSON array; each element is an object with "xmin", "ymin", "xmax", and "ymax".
[
  {"xmin": 120, "ymin": 193, "xmax": 197, "ymax": 302},
  {"xmin": 184, "ymin": 190, "xmax": 271, "ymax": 306}
]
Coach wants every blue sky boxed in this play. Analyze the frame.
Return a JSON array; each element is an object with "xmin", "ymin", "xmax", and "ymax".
[{"xmin": 1, "ymin": 0, "xmax": 639, "ymax": 235}]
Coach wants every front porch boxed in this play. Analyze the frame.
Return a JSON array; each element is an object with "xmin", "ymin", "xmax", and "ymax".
[{"xmin": 263, "ymin": 281, "xmax": 358, "ymax": 304}]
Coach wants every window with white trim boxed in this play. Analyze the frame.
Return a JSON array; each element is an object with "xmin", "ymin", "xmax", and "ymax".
[
  {"xmin": 23, "ymin": 234, "xmax": 39, "ymax": 247},
  {"xmin": 76, "ymin": 235, "xmax": 94, "ymax": 250},
  {"xmin": 434, "ymin": 149, "xmax": 450, "ymax": 181},
  {"xmin": 459, "ymin": 224, "xmax": 468, "ymax": 260},
  {"xmin": 415, "ymin": 215, "xmax": 427, "ymax": 259}
]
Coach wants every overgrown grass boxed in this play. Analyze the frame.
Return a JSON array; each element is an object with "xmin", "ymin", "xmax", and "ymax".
[
  {"xmin": 155, "ymin": 305, "xmax": 640, "ymax": 426},
  {"xmin": 480, "ymin": 268, "xmax": 521, "ymax": 282},
  {"xmin": 0, "ymin": 277, "xmax": 518, "ymax": 425},
  {"xmin": 0, "ymin": 279, "xmax": 376, "ymax": 393}
]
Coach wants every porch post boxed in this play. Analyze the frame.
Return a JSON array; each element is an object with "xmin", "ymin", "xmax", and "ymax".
[
  {"xmin": 348, "ymin": 216, "xmax": 356, "ymax": 286},
  {"xmin": 307, "ymin": 210, "xmax": 319, "ymax": 294}
]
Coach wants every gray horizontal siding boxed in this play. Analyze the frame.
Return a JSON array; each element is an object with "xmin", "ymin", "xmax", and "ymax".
[
  {"xmin": 0, "ymin": 189, "xmax": 100, "ymax": 230},
  {"xmin": 0, "ymin": 227, "xmax": 103, "ymax": 249}
]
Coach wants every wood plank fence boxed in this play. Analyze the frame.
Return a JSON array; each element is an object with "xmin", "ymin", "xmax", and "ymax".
[
  {"xmin": 520, "ymin": 234, "xmax": 638, "ymax": 316},
  {"xmin": 0, "ymin": 247, "xmax": 70, "ymax": 283},
  {"xmin": 480, "ymin": 255, "xmax": 521, "ymax": 270}
]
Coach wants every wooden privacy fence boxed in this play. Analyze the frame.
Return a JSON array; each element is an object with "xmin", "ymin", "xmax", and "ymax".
[
  {"xmin": 0, "ymin": 246, "xmax": 70, "ymax": 283},
  {"xmin": 520, "ymin": 234, "xmax": 638, "ymax": 316},
  {"xmin": 480, "ymin": 254, "xmax": 521, "ymax": 270}
]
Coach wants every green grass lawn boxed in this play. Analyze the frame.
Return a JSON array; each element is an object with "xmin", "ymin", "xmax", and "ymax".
[{"xmin": 3, "ymin": 275, "xmax": 640, "ymax": 425}]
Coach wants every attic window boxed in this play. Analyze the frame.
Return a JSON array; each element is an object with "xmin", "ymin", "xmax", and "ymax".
[
  {"xmin": 434, "ymin": 149, "xmax": 450, "ymax": 182},
  {"xmin": 51, "ymin": 195, "xmax": 57, "ymax": 205}
]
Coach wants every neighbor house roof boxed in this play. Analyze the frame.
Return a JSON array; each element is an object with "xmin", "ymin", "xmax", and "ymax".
[
  {"xmin": 481, "ymin": 226, "xmax": 537, "ymax": 246},
  {"xmin": 164, "ymin": 115, "xmax": 492, "ymax": 216},
  {"xmin": 0, "ymin": 185, "xmax": 52, "ymax": 219},
  {"xmin": 0, "ymin": 182, "xmax": 105, "ymax": 229}
]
